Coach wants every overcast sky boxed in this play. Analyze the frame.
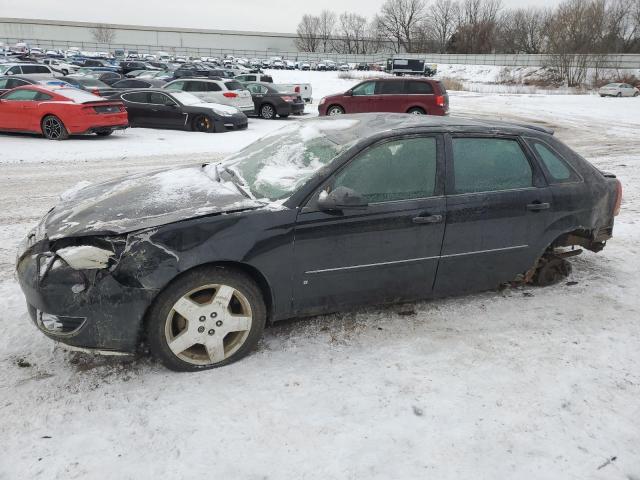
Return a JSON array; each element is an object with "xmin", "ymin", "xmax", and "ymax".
[{"xmin": 2, "ymin": 0, "xmax": 563, "ymax": 33}]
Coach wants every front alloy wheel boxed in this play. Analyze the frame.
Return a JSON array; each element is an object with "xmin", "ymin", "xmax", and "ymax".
[
  {"xmin": 147, "ymin": 267, "xmax": 266, "ymax": 371},
  {"xmin": 327, "ymin": 105, "xmax": 345, "ymax": 116}
]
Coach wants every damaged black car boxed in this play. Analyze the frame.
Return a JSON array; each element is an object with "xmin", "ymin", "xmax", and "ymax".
[{"xmin": 16, "ymin": 114, "xmax": 622, "ymax": 371}]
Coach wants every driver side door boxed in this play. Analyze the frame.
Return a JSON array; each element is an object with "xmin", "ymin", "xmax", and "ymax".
[
  {"xmin": 348, "ymin": 81, "xmax": 377, "ymax": 113},
  {"xmin": 146, "ymin": 92, "xmax": 185, "ymax": 128},
  {"xmin": 292, "ymin": 134, "xmax": 446, "ymax": 316}
]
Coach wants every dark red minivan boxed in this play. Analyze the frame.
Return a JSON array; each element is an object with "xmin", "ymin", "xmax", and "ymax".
[{"xmin": 318, "ymin": 77, "xmax": 449, "ymax": 116}]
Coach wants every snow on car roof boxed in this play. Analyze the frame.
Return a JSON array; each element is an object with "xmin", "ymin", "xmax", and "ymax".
[{"xmin": 51, "ymin": 87, "xmax": 102, "ymax": 103}]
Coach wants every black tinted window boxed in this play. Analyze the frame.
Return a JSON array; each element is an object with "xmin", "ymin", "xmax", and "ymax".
[
  {"xmin": 378, "ymin": 81, "xmax": 404, "ymax": 94},
  {"xmin": 224, "ymin": 81, "xmax": 242, "ymax": 91},
  {"xmin": 149, "ymin": 92, "xmax": 175, "ymax": 105},
  {"xmin": 452, "ymin": 138, "xmax": 533, "ymax": 193},
  {"xmin": 334, "ymin": 137, "xmax": 438, "ymax": 203},
  {"xmin": 406, "ymin": 81, "xmax": 434, "ymax": 94},
  {"xmin": 122, "ymin": 92, "xmax": 149, "ymax": 103},
  {"xmin": 207, "ymin": 82, "xmax": 222, "ymax": 92}
]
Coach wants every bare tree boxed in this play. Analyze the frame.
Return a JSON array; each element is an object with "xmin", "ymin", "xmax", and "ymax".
[
  {"xmin": 450, "ymin": 0, "xmax": 502, "ymax": 53},
  {"xmin": 90, "ymin": 24, "xmax": 116, "ymax": 44},
  {"xmin": 296, "ymin": 14, "xmax": 321, "ymax": 52},
  {"xmin": 429, "ymin": 0, "xmax": 460, "ymax": 53},
  {"xmin": 376, "ymin": 0, "xmax": 427, "ymax": 52},
  {"xmin": 334, "ymin": 12, "xmax": 370, "ymax": 54},
  {"xmin": 318, "ymin": 10, "xmax": 336, "ymax": 53},
  {"xmin": 500, "ymin": 7, "xmax": 549, "ymax": 53}
]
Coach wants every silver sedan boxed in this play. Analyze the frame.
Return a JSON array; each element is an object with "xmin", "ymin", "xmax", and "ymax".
[{"xmin": 599, "ymin": 83, "xmax": 639, "ymax": 97}]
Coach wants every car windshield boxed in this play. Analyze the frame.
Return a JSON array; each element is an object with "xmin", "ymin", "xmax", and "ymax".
[
  {"xmin": 220, "ymin": 119, "xmax": 360, "ymax": 201},
  {"xmin": 0, "ymin": 65, "xmax": 12, "ymax": 74},
  {"xmin": 170, "ymin": 91, "xmax": 202, "ymax": 105}
]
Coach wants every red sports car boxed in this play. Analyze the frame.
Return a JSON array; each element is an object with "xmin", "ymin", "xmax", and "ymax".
[{"xmin": 0, "ymin": 85, "xmax": 128, "ymax": 140}]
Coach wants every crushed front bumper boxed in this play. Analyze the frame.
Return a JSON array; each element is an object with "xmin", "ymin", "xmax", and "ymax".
[{"xmin": 16, "ymin": 245, "xmax": 157, "ymax": 353}]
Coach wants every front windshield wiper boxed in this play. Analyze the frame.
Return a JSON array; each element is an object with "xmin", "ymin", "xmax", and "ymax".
[{"xmin": 208, "ymin": 163, "xmax": 255, "ymax": 200}]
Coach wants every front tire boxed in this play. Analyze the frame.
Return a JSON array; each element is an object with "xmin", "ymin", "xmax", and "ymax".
[
  {"xmin": 259, "ymin": 103, "xmax": 276, "ymax": 119},
  {"xmin": 192, "ymin": 114, "xmax": 215, "ymax": 133},
  {"xmin": 41, "ymin": 115, "xmax": 69, "ymax": 140},
  {"xmin": 146, "ymin": 266, "xmax": 266, "ymax": 372},
  {"xmin": 327, "ymin": 105, "xmax": 345, "ymax": 116}
]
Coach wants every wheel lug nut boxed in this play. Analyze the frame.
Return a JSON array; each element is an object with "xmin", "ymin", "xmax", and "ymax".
[
  {"xmin": 199, "ymin": 316, "xmax": 206, "ymax": 322},
  {"xmin": 198, "ymin": 326, "xmax": 205, "ymax": 333},
  {"xmin": 208, "ymin": 329, "xmax": 215, "ymax": 336},
  {"xmin": 210, "ymin": 312, "xmax": 217, "ymax": 318},
  {"xmin": 216, "ymin": 320, "xmax": 223, "ymax": 327}
]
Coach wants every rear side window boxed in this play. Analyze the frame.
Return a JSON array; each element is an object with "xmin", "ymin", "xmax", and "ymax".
[
  {"xmin": 207, "ymin": 82, "xmax": 222, "ymax": 92},
  {"xmin": 185, "ymin": 81, "xmax": 206, "ymax": 92},
  {"xmin": 333, "ymin": 137, "xmax": 438, "ymax": 203},
  {"xmin": 528, "ymin": 140, "xmax": 579, "ymax": 183},
  {"xmin": 452, "ymin": 138, "xmax": 533, "ymax": 194},
  {"xmin": 224, "ymin": 81, "xmax": 242, "ymax": 91},
  {"xmin": 122, "ymin": 92, "xmax": 149, "ymax": 103},
  {"xmin": 3, "ymin": 89, "xmax": 40, "ymax": 101},
  {"xmin": 406, "ymin": 81, "xmax": 433, "ymax": 94},
  {"xmin": 165, "ymin": 81, "xmax": 185, "ymax": 91},
  {"xmin": 377, "ymin": 81, "xmax": 404, "ymax": 94}
]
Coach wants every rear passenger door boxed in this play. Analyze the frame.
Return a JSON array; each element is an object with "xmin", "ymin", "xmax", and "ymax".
[
  {"xmin": 435, "ymin": 135, "xmax": 553, "ymax": 295},
  {"xmin": 374, "ymin": 80, "xmax": 405, "ymax": 113}
]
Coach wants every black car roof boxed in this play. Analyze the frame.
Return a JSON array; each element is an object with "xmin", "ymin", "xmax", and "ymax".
[{"xmin": 312, "ymin": 113, "xmax": 554, "ymax": 140}]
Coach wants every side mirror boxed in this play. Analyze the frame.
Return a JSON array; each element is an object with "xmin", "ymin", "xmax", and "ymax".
[
  {"xmin": 317, "ymin": 186, "xmax": 368, "ymax": 212},
  {"xmin": 344, "ymin": 89, "xmax": 353, "ymax": 96}
]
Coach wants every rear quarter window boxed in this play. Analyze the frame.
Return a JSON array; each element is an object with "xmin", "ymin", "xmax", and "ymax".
[
  {"xmin": 527, "ymin": 139, "xmax": 581, "ymax": 184},
  {"xmin": 224, "ymin": 81, "xmax": 243, "ymax": 91}
]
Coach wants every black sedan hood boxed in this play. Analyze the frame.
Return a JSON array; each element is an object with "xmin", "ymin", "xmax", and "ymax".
[{"xmin": 42, "ymin": 165, "xmax": 264, "ymax": 239}]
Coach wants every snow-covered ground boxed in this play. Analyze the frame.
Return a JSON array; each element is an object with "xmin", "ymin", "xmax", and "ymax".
[{"xmin": 1, "ymin": 71, "xmax": 639, "ymax": 480}]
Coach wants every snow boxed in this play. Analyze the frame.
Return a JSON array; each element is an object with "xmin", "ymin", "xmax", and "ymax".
[{"xmin": 1, "ymin": 70, "xmax": 640, "ymax": 479}]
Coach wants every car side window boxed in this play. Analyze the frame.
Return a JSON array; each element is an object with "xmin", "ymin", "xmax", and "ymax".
[
  {"xmin": 352, "ymin": 81, "xmax": 375, "ymax": 96},
  {"xmin": 165, "ymin": 81, "xmax": 185, "ymax": 91},
  {"xmin": 2, "ymin": 89, "xmax": 40, "ymax": 101},
  {"xmin": 452, "ymin": 138, "xmax": 533, "ymax": 194},
  {"xmin": 207, "ymin": 82, "xmax": 222, "ymax": 92},
  {"xmin": 8, "ymin": 66, "xmax": 21, "ymax": 74},
  {"xmin": 149, "ymin": 92, "xmax": 176, "ymax": 106},
  {"xmin": 527, "ymin": 140, "xmax": 579, "ymax": 183},
  {"xmin": 332, "ymin": 137, "xmax": 438, "ymax": 203},
  {"xmin": 377, "ymin": 81, "xmax": 404, "ymax": 94},
  {"xmin": 35, "ymin": 92, "xmax": 53, "ymax": 101},
  {"xmin": 406, "ymin": 81, "xmax": 434, "ymax": 94},
  {"xmin": 185, "ymin": 81, "xmax": 205, "ymax": 92},
  {"xmin": 0, "ymin": 79, "xmax": 7, "ymax": 89},
  {"xmin": 122, "ymin": 92, "xmax": 149, "ymax": 103}
]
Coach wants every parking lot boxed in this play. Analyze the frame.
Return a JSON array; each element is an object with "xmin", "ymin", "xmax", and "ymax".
[{"xmin": 0, "ymin": 68, "xmax": 639, "ymax": 479}]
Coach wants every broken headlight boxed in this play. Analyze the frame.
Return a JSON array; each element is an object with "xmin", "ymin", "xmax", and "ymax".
[{"xmin": 56, "ymin": 245, "xmax": 115, "ymax": 270}]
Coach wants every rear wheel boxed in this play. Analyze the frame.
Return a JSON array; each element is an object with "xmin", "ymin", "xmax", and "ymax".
[
  {"xmin": 147, "ymin": 266, "xmax": 266, "ymax": 372},
  {"xmin": 407, "ymin": 107, "xmax": 426, "ymax": 115},
  {"xmin": 41, "ymin": 115, "xmax": 69, "ymax": 140},
  {"xmin": 259, "ymin": 103, "xmax": 276, "ymax": 119},
  {"xmin": 634, "ymin": 92, "xmax": 639, "ymax": 97},
  {"xmin": 192, "ymin": 115, "xmax": 215, "ymax": 133},
  {"xmin": 531, "ymin": 254, "xmax": 573, "ymax": 287},
  {"xmin": 327, "ymin": 105, "xmax": 345, "ymax": 116},
  {"xmin": 616, "ymin": 92, "xmax": 622, "ymax": 97}
]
